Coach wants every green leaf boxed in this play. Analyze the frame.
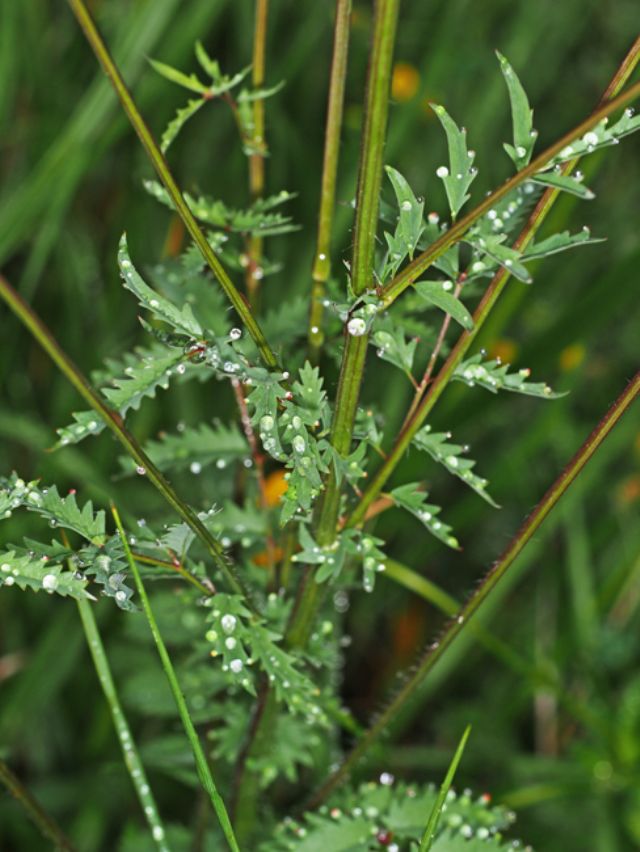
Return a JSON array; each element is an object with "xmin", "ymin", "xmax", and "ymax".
[
  {"xmin": 27, "ymin": 485, "xmax": 107, "ymax": 544},
  {"xmin": 161, "ymin": 96, "xmax": 207, "ymax": 153},
  {"xmin": 148, "ymin": 57, "xmax": 208, "ymax": 94},
  {"xmin": 466, "ymin": 234, "xmax": 532, "ymax": 283},
  {"xmin": 420, "ymin": 725, "xmax": 472, "ymax": 851},
  {"xmin": 432, "ymin": 104, "xmax": 477, "ymax": 219},
  {"xmin": 453, "ymin": 354, "xmax": 563, "ymax": 398},
  {"xmin": 381, "ymin": 166, "xmax": 425, "ymax": 279},
  {"xmin": 0, "ymin": 551, "xmax": 89, "ymax": 599},
  {"xmin": 237, "ymin": 80, "xmax": 285, "ymax": 104},
  {"xmin": 532, "ymin": 170, "xmax": 595, "ymax": 200},
  {"xmin": 291, "ymin": 362, "xmax": 330, "ymax": 427},
  {"xmin": 372, "ymin": 326, "xmax": 417, "ymax": 376},
  {"xmin": 56, "ymin": 346, "xmax": 185, "ymax": 448},
  {"xmin": 496, "ymin": 52, "xmax": 536, "ymax": 168},
  {"xmin": 524, "ymin": 227, "xmax": 605, "ymax": 260},
  {"xmin": 136, "ymin": 422, "xmax": 248, "ymax": 474},
  {"xmin": 413, "ymin": 426, "xmax": 499, "ymax": 507},
  {"xmin": 549, "ymin": 109, "xmax": 640, "ymax": 166},
  {"xmin": 414, "ymin": 280, "xmax": 474, "ymax": 330},
  {"xmin": 194, "ymin": 41, "xmax": 220, "ymax": 80},
  {"xmin": 390, "ymin": 483, "xmax": 459, "ymax": 549},
  {"xmin": 118, "ymin": 234, "xmax": 204, "ymax": 337}
]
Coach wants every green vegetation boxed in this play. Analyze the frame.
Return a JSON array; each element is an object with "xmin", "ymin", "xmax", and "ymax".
[{"xmin": 1, "ymin": 2, "xmax": 639, "ymax": 850}]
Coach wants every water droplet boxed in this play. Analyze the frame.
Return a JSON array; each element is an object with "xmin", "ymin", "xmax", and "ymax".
[
  {"xmin": 347, "ymin": 317, "xmax": 367, "ymax": 336},
  {"xmin": 221, "ymin": 614, "xmax": 237, "ymax": 634},
  {"xmin": 135, "ymin": 466, "xmax": 146, "ymax": 476},
  {"xmin": 292, "ymin": 435, "xmax": 306, "ymax": 453},
  {"xmin": 400, "ymin": 200, "xmax": 412, "ymax": 211},
  {"xmin": 583, "ymin": 131, "xmax": 598, "ymax": 147},
  {"xmin": 42, "ymin": 574, "xmax": 58, "ymax": 592},
  {"xmin": 436, "ymin": 165, "xmax": 449, "ymax": 178},
  {"xmin": 229, "ymin": 658, "xmax": 243, "ymax": 673},
  {"xmin": 190, "ymin": 461, "xmax": 202, "ymax": 475}
]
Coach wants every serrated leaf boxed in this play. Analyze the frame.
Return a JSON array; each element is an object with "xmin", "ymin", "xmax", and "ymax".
[
  {"xmin": 161, "ymin": 97, "xmax": 207, "ymax": 153},
  {"xmin": 532, "ymin": 170, "xmax": 595, "ymax": 200},
  {"xmin": 524, "ymin": 227, "xmax": 605, "ymax": 260},
  {"xmin": 237, "ymin": 80, "xmax": 285, "ymax": 103},
  {"xmin": 432, "ymin": 104, "xmax": 477, "ymax": 219},
  {"xmin": 29, "ymin": 486, "xmax": 107, "ymax": 544},
  {"xmin": 382, "ymin": 166, "xmax": 425, "ymax": 279},
  {"xmin": 148, "ymin": 58, "xmax": 208, "ymax": 94},
  {"xmin": 467, "ymin": 234, "xmax": 532, "ymax": 283},
  {"xmin": 372, "ymin": 327, "xmax": 417, "ymax": 375},
  {"xmin": 453, "ymin": 354, "xmax": 563, "ymax": 399},
  {"xmin": 413, "ymin": 426, "xmax": 498, "ymax": 507},
  {"xmin": 414, "ymin": 281, "xmax": 474, "ymax": 330},
  {"xmin": 497, "ymin": 52, "xmax": 535, "ymax": 168},
  {"xmin": 549, "ymin": 109, "xmax": 640, "ymax": 166},
  {"xmin": 118, "ymin": 234, "xmax": 203, "ymax": 337},
  {"xmin": 137, "ymin": 421, "xmax": 248, "ymax": 474},
  {"xmin": 390, "ymin": 483, "xmax": 459, "ymax": 548},
  {"xmin": 0, "ymin": 552, "xmax": 89, "ymax": 599}
]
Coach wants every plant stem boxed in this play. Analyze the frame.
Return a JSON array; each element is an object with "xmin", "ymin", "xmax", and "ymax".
[
  {"xmin": 132, "ymin": 552, "xmax": 213, "ymax": 597},
  {"xmin": 308, "ymin": 370, "xmax": 640, "ymax": 805},
  {"xmin": 76, "ymin": 598, "xmax": 170, "ymax": 852},
  {"xmin": 380, "ymin": 75, "xmax": 640, "ymax": 308},
  {"xmin": 246, "ymin": 0, "xmax": 269, "ymax": 307},
  {"xmin": 0, "ymin": 758, "xmax": 76, "ymax": 852},
  {"xmin": 112, "ymin": 506, "xmax": 241, "ymax": 852},
  {"xmin": 308, "ymin": 0, "xmax": 353, "ymax": 361},
  {"xmin": 419, "ymin": 724, "xmax": 471, "ymax": 852},
  {"xmin": 0, "ymin": 274, "xmax": 253, "ymax": 606},
  {"xmin": 230, "ymin": 2, "xmax": 401, "ymax": 831},
  {"xmin": 65, "ymin": 0, "xmax": 277, "ymax": 369},
  {"xmin": 347, "ymin": 38, "xmax": 640, "ymax": 527},
  {"xmin": 287, "ymin": 0, "xmax": 401, "ymax": 648}
]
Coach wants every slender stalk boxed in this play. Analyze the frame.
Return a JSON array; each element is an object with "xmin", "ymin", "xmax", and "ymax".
[
  {"xmin": 65, "ymin": 0, "xmax": 277, "ymax": 369},
  {"xmin": 76, "ymin": 598, "xmax": 170, "ymax": 852},
  {"xmin": 308, "ymin": 371, "xmax": 640, "ymax": 805},
  {"xmin": 112, "ymin": 507, "xmax": 241, "ymax": 852},
  {"xmin": 0, "ymin": 274, "xmax": 253, "ymax": 605},
  {"xmin": 0, "ymin": 758, "xmax": 76, "ymax": 852},
  {"xmin": 230, "ymin": 1, "xmax": 401, "ymax": 830},
  {"xmin": 308, "ymin": 0, "xmax": 353, "ymax": 361},
  {"xmin": 287, "ymin": 0, "xmax": 401, "ymax": 648},
  {"xmin": 246, "ymin": 0, "xmax": 269, "ymax": 306},
  {"xmin": 132, "ymin": 552, "xmax": 213, "ymax": 597},
  {"xmin": 380, "ymin": 75, "xmax": 640, "ymax": 308},
  {"xmin": 419, "ymin": 725, "xmax": 471, "ymax": 852},
  {"xmin": 348, "ymin": 38, "xmax": 640, "ymax": 527}
]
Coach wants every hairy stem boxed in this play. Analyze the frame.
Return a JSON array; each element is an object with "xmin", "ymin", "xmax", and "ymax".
[
  {"xmin": 77, "ymin": 598, "xmax": 170, "ymax": 851},
  {"xmin": 348, "ymin": 38, "xmax": 640, "ymax": 526},
  {"xmin": 246, "ymin": 0, "xmax": 269, "ymax": 307},
  {"xmin": 113, "ymin": 506, "xmax": 241, "ymax": 852},
  {"xmin": 309, "ymin": 371, "xmax": 640, "ymax": 804},
  {"xmin": 66, "ymin": 0, "xmax": 277, "ymax": 368},
  {"xmin": 380, "ymin": 75, "xmax": 640, "ymax": 308},
  {"xmin": 287, "ymin": 0, "xmax": 401, "ymax": 648},
  {"xmin": 0, "ymin": 274, "xmax": 253, "ymax": 606},
  {"xmin": 308, "ymin": 0, "xmax": 353, "ymax": 361},
  {"xmin": 0, "ymin": 759, "xmax": 76, "ymax": 852}
]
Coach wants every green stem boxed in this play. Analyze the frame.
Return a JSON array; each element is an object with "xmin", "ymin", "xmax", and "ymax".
[
  {"xmin": 419, "ymin": 725, "xmax": 471, "ymax": 852},
  {"xmin": 76, "ymin": 598, "xmax": 170, "ymax": 852},
  {"xmin": 65, "ymin": 0, "xmax": 277, "ymax": 369},
  {"xmin": 287, "ymin": 0, "xmax": 401, "ymax": 647},
  {"xmin": 308, "ymin": 370, "xmax": 640, "ymax": 805},
  {"xmin": 246, "ymin": 0, "xmax": 269, "ymax": 307},
  {"xmin": 112, "ymin": 506, "xmax": 241, "ymax": 852},
  {"xmin": 308, "ymin": 0, "xmax": 353, "ymax": 361},
  {"xmin": 348, "ymin": 37, "xmax": 640, "ymax": 527},
  {"xmin": 380, "ymin": 75, "xmax": 640, "ymax": 308},
  {"xmin": 0, "ymin": 274, "xmax": 253, "ymax": 606},
  {"xmin": 0, "ymin": 759, "xmax": 76, "ymax": 852}
]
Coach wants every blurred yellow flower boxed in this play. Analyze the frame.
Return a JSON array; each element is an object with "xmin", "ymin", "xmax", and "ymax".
[
  {"xmin": 263, "ymin": 468, "xmax": 288, "ymax": 507},
  {"xmin": 392, "ymin": 62, "xmax": 420, "ymax": 101},
  {"xmin": 559, "ymin": 343, "xmax": 586, "ymax": 372},
  {"xmin": 489, "ymin": 338, "xmax": 518, "ymax": 364}
]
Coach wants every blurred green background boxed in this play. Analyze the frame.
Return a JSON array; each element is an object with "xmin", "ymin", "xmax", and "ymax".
[{"xmin": 1, "ymin": 1, "xmax": 639, "ymax": 849}]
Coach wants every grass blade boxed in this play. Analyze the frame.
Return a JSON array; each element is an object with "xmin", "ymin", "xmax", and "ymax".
[
  {"xmin": 419, "ymin": 724, "xmax": 472, "ymax": 851},
  {"xmin": 111, "ymin": 506, "xmax": 241, "ymax": 852},
  {"xmin": 76, "ymin": 598, "xmax": 171, "ymax": 852}
]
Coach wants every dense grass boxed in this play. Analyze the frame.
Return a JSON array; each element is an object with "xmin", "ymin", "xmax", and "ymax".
[{"xmin": 1, "ymin": 2, "xmax": 639, "ymax": 849}]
